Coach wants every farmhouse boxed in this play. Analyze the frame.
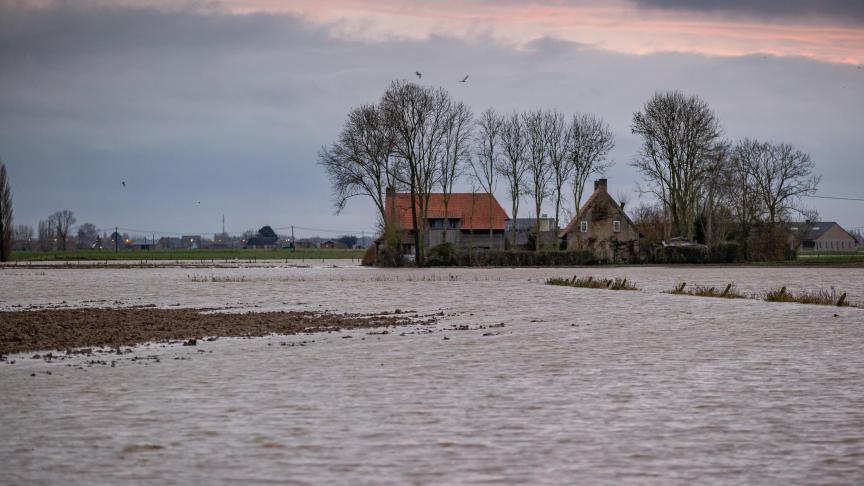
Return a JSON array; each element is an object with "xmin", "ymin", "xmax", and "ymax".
[
  {"xmin": 559, "ymin": 179, "xmax": 640, "ymax": 261},
  {"xmin": 384, "ymin": 188, "xmax": 509, "ymax": 254},
  {"xmin": 787, "ymin": 221, "xmax": 858, "ymax": 251}
]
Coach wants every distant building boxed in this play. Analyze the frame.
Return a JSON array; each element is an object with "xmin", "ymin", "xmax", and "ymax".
[
  {"xmin": 559, "ymin": 179, "xmax": 640, "ymax": 261},
  {"xmin": 320, "ymin": 240, "xmax": 336, "ymax": 249},
  {"xmin": 505, "ymin": 217, "xmax": 558, "ymax": 249},
  {"xmin": 180, "ymin": 235, "xmax": 201, "ymax": 249},
  {"xmin": 129, "ymin": 239, "xmax": 156, "ymax": 250},
  {"xmin": 787, "ymin": 221, "xmax": 857, "ymax": 251},
  {"xmin": 383, "ymin": 188, "xmax": 510, "ymax": 254},
  {"xmin": 158, "ymin": 237, "xmax": 183, "ymax": 250}
]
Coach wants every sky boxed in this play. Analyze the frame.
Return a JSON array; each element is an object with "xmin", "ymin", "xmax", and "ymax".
[{"xmin": 1, "ymin": 0, "xmax": 863, "ymax": 239}]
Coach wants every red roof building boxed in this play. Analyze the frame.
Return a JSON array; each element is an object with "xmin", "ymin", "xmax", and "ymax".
[{"xmin": 383, "ymin": 190, "xmax": 510, "ymax": 251}]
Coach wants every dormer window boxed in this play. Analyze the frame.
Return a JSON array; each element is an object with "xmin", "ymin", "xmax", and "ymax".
[
  {"xmin": 580, "ymin": 220, "xmax": 588, "ymax": 233},
  {"xmin": 613, "ymin": 220, "xmax": 621, "ymax": 233}
]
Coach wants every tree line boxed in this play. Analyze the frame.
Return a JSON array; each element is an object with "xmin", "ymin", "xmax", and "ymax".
[
  {"xmin": 321, "ymin": 81, "xmax": 822, "ymax": 263},
  {"xmin": 319, "ymin": 80, "xmax": 615, "ymax": 265},
  {"xmin": 630, "ymin": 91, "xmax": 820, "ymax": 259}
]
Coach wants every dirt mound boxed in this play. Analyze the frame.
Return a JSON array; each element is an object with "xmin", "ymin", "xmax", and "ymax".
[{"xmin": 0, "ymin": 308, "xmax": 430, "ymax": 355}]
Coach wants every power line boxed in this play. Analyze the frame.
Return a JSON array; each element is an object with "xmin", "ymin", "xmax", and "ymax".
[{"xmin": 804, "ymin": 194, "xmax": 864, "ymax": 202}]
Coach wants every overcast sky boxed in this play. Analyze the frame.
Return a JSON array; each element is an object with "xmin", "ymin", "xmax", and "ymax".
[{"xmin": 1, "ymin": 0, "xmax": 862, "ymax": 238}]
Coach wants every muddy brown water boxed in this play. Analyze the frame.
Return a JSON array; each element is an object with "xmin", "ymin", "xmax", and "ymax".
[{"xmin": 1, "ymin": 261, "xmax": 863, "ymax": 484}]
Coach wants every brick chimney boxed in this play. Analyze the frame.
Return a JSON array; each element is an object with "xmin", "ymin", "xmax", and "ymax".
[{"xmin": 594, "ymin": 178, "xmax": 608, "ymax": 192}]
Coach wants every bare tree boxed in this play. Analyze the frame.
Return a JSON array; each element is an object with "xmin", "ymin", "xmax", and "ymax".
[
  {"xmin": 318, "ymin": 104, "xmax": 396, "ymax": 225},
  {"xmin": 471, "ymin": 108, "xmax": 501, "ymax": 246},
  {"xmin": 381, "ymin": 80, "xmax": 451, "ymax": 265},
  {"xmin": 38, "ymin": 219, "xmax": 55, "ymax": 251},
  {"xmin": 77, "ymin": 223, "xmax": 99, "ymax": 249},
  {"xmin": 544, "ymin": 109, "xmax": 572, "ymax": 234},
  {"xmin": 698, "ymin": 141, "xmax": 732, "ymax": 245},
  {"xmin": 439, "ymin": 101, "xmax": 473, "ymax": 243},
  {"xmin": 496, "ymin": 111, "xmax": 529, "ymax": 247},
  {"xmin": 50, "ymin": 210, "xmax": 76, "ymax": 251},
  {"xmin": 0, "ymin": 160, "xmax": 11, "ymax": 261},
  {"xmin": 568, "ymin": 113, "xmax": 615, "ymax": 240},
  {"xmin": 736, "ymin": 139, "xmax": 820, "ymax": 225},
  {"xmin": 523, "ymin": 109, "xmax": 551, "ymax": 250},
  {"xmin": 13, "ymin": 224, "xmax": 33, "ymax": 251},
  {"xmin": 726, "ymin": 145, "xmax": 763, "ymax": 244},
  {"xmin": 631, "ymin": 91, "xmax": 723, "ymax": 240}
]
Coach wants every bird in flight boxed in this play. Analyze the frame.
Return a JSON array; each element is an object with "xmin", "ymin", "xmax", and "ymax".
[
  {"xmin": 459, "ymin": 75, "xmax": 469, "ymax": 83},
  {"xmin": 415, "ymin": 71, "xmax": 422, "ymax": 79},
  {"xmin": 121, "ymin": 181, "xmax": 126, "ymax": 187}
]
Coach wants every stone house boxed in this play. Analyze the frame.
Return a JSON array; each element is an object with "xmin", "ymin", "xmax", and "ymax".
[
  {"xmin": 787, "ymin": 221, "xmax": 858, "ymax": 251},
  {"xmin": 558, "ymin": 179, "xmax": 640, "ymax": 261},
  {"xmin": 384, "ymin": 189, "xmax": 509, "ymax": 255}
]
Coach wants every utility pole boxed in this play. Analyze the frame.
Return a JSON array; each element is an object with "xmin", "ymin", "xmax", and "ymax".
[
  {"xmin": 115, "ymin": 226, "xmax": 118, "ymax": 253},
  {"xmin": 222, "ymin": 214, "xmax": 225, "ymax": 235},
  {"xmin": 291, "ymin": 225, "xmax": 295, "ymax": 252}
]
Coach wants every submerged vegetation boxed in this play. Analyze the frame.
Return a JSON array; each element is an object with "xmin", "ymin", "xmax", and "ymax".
[
  {"xmin": 546, "ymin": 275, "xmax": 638, "ymax": 291},
  {"xmin": 666, "ymin": 281, "xmax": 855, "ymax": 307},
  {"xmin": 764, "ymin": 286, "xmax": 850, "ymax": 307},
  {"xmin": 669, "ymin": 282, "xmax": 745, "ymax": 299}
]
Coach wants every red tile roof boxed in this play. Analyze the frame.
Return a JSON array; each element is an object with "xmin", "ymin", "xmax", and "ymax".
[{"xmin": 386, "ymin": 193, "xmax": 509, "ymax": 231}]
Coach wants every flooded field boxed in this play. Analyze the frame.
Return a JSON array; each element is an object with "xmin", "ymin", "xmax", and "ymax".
[{"xmin": 2, "ymin": 262, "xmax": 863, "ymax": 484}]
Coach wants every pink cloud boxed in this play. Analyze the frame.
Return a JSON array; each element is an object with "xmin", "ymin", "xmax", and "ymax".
[{"xmin": 20, "ymin": 0, "xmax": 864, "ymax": 63}]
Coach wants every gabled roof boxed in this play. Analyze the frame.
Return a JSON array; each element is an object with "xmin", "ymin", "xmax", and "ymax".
[
  {"xmin": 386, "ymin": 193, "xmax": 509, "ymax": 231},
  {"xmin": 558, "ymin": 189, "xmax": 635, "ymax": 238},
  {"xmin": 786, "ymin": 222, "xmax": 853, "ymax": 242}
]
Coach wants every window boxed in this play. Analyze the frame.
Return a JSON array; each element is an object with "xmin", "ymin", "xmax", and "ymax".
[
  {"xmin": 580, "ymin": 220, "xmax": 588, "ymax": 233},
  {"xmin": 612, "ymin": 220, "xmax": 621, "ymax": 233}
]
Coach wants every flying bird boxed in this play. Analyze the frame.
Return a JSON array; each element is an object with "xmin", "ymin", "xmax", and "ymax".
[
  {"xmin": 415, "ymin": 71, "xmax": 422, "ymax": 79},
  {"xmin": 459, "ymin": 75, "xmax": 469, "ymax": 83}
]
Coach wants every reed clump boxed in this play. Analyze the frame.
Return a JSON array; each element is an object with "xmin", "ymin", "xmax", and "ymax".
[
  {"xmin": 546, "ymin": 275, "xmax": 638, "ymax": 291},
  {"xmin": 186, "ymin": 275, "xmax": 248, "ymax": 283},
  {"xmin": 764, "ymin": 286, "xmax": 850, "ymax": 307},
  {"xmin": 668, "ymin": 282, "xmax": 745, "ymax": 299}
]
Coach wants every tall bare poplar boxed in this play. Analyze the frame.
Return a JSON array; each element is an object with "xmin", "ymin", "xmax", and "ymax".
[
  {"xmin": 631, "ymin": 91, "xmax": 723, "ymax": 240},
  {"xmin": 544, "ymin": 109, "xmax": 572, "ymax": 234},
  {"xmin": 381, "ymin": 80, "xmax": 451, "ymax": 265},
  {"xmin": 523, "ymin": 109, "xmax": 551, "ymax": 250},
  {"xmin": 0, "ymin": 160, "xmax": 12, "ymax": 261},
  {"xmin": 496, "ymin": 112, "xmax": 529, "ymax": 247},
  {"xmin": 568, "ymin": 113, "xmax": 615, "ymax": 240},
  {"xmin": 440, "ymin": 101, "xmax": 473, "ymax": 242},
  {"xmin": 472, "ymin": 108, "xmax": 501, "ymax": 246}
]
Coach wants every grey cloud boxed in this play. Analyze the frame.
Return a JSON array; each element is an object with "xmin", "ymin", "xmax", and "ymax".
[
  {"xmin": 1, "ymin": 4, "xmax": 862, "ymax": 236},
  {"xmin": 631, "ymin": 0, "xmax": 864, "ymax": 24}
]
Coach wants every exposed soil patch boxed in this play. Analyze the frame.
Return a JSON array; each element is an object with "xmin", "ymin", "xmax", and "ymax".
[{"xmin": 0, "ymin": 308, "xmax": 434, "ymax": 355}]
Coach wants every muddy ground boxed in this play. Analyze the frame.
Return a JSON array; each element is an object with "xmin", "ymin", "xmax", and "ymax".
[{"xmin": 0, "ymin": 308, "xmax": 433, "ymax": 356}]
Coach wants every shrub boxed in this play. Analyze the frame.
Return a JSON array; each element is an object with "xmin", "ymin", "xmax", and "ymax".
[
  {"xmin": 361, "ymin": 245, "xmax": 377, "ymax": 266},
  {"xmin": 708, "ymin": 241, "xmax": 742, "ymax": 263},
  {"xmin": 375, "ymin": 245, "xmax": 404, "ymax": 267},
  {"xmin": 426, "ymin": 243, "xmax": 457, "ymax": 266},
  {"xmin": 650, "ymin": 245, "xmax": 708, "ymax": 264},
  {"xmin": 445, "ymin": 249, "xmax": 596, "ymax": 267}
]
